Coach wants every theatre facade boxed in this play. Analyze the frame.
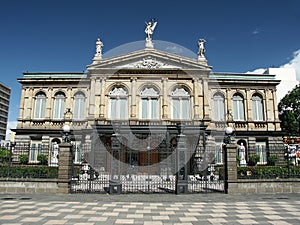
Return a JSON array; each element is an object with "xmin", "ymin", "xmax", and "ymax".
[{"xmin": 13, "ymin": 25, "xmax": 284, "ymax": 191}]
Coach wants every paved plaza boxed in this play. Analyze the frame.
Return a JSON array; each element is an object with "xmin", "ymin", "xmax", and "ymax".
[{"xmin": 0, "ymin": 193, "xmax": 300, "ymax": 225}]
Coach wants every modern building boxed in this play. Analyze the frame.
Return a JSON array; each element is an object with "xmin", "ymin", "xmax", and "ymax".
[
  {"xmin": 0, "ymin": 82, "xmax": 10, "ymax": 141},
  {"xmin": 13, "ymin": 24, "xmax": 284, "ymax": 177}
]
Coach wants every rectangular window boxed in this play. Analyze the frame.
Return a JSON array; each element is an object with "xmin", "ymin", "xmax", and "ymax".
[
  {"xmin": 29, "ymin": 141, "xmax": 42, "ymax": 163},
  {"xmin": 256, "ymin": 142, "xmax": 267, "ymax": 165}
]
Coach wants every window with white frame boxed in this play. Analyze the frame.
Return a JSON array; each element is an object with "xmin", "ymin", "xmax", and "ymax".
[
  {"xmin": 73, "ymin": 92, "xmax": 85, "ymax": 119},
  {"xmin": 252, "ymin": 94, "xmax": 264, "ymax": 121},
  {"xmin": 29, "ymin": 140, "xmax": 42, "ymax": 163},
  {"xmin": 140, "ymin": 87, "xmax": 159, "ymax": 119},
  {"xmin": 213, "ymin": 93, "xmax": 225, "ymax": 121},
  {"xmin": 171, "ymin": 87, "xmax": 190, "ymax": 120},
  {"xmin": 71, "ymin": 141, "xmax": 82, "ymax": 164},
  {"xmin": 256, "ymin": 141, "xmax": 267, "ymax": 165},
  {"xmin": 53, "ymin": 92, "xmax": 65, "ymax": 119},
  {"xmin": 34, "ymin": 92, "xmax": 46, "ymax": 119},
  {"xmin": 233, "ymin": 93, "xmax": 245, "ymax": 121},
  {"xmin": 108, "ymin": 87, "xmax": 128, "ymax": 120}
]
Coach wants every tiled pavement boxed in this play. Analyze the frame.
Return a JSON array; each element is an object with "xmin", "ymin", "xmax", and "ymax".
[{"xmin": 0, "ymin": 193, "xmax": 300, "ymax": 224}]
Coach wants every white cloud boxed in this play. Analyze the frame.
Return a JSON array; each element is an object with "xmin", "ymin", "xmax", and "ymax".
[
  {"xmin": 246, "ymin": 68, "xmax": 266, "ymax": 74},
  {"xmin": 246, "ymin": 49, "xmax": 300, "ymax": 81},
  {"xmin": 280, "ymin": 49, "xmax": 300, "ymax": 81},
  {"xmin": 5, "ymin": 121, "xmax": 17, "ymax": 140}
]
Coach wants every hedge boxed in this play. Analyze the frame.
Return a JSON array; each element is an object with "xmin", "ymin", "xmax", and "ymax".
[{"xmin": 0, "ymin": 165, "xmax": 58, "ymax": 179}]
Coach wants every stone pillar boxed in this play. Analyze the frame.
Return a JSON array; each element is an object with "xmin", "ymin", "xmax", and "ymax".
[
  {"xmin": 175, "ymin": 130, "xmax": 188, "ymax": 194},
  {"xmin": 58, "ymin": 143, "xmax": 73, "ymax": 194},
  {"xmin": 109, "ymin": 133, "xmax": 122, "ymax": 194},
  {"xmin": 202, "ymin": 78, "xmax": 210, "ymax": 121},
  {"xmin": 224, "ymin": 143, "xmax": 237, "ymax": 194}
]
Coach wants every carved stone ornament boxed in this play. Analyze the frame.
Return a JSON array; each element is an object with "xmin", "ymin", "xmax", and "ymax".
[
  {"xmin": 109, "ymin": 87, "xmax": 128, "ymax": 96},
  {"xmin": 134, "ymin": 56, "xmax": 168, "ymax": 68},
  {"xmin": 140, "ymin": 87, "xmax": 159, "ymax": 97},
  {"xmin": 171, "ymin": 87, "xmax": 189, "ymax": 97}
]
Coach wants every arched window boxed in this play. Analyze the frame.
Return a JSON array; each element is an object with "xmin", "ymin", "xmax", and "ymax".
[
  {"xmin": 73, "ymin": 92, "xmax": 85, "ymax": 119},
  {"xmin": 140, "ymin": 87, "xmax": 159, "ymax": 119},
  {"xmin": 233, "ymin": 93, "xmax": 245, "ymax": 121},
  {"xmin": 34, "ymin": 92, "xmax": 46, "ymax": 119},
  {"xmin": 171, "ymin": 86, "xmax": 190, "ymax": 120},
  {"xmin": 252, "ymin": 94, "xmax": 264, "ymax": 121},
  {"xmin": 213, "ymin": 93, "xmax": 225, "ymax": 121},
  {"xmin": 53, "ymin": 92, "xmax": 65, "ymax": 119},
  {"xmin": 108, "ymin": 86, "xmax": 128, "ymax": 120}
]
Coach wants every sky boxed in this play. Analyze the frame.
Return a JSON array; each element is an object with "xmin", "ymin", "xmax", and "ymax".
[{"xmin": 1, "ymin": 0, "xmax": 300, "ymax": 138}]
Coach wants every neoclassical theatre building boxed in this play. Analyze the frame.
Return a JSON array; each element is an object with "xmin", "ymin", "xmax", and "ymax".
[{"xmin": 13, "ymin": 25, "xmax": 283, "ymax": 173}]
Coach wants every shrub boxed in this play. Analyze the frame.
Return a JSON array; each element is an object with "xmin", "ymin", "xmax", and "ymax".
[
  {"xmin": 19, "ymin": 154, "xmax": 28, "ymax": 165},
  {"xmin": 37, "ymin": 154, "xmax": 48, "ymax": 165},
  {"xmin": 248, "ymin": 154, "xmax": 260, "ymax": 166},
  {"xmin": 0, "ymin": 149, "xmax": 10, "ymax": 163},
  {"xmin": 0, "ymin": 165, "xmax": 58, "ymax": 178},
  {"xmin": 268, "ymin": 155, "xmax": 279, "ymax": 166}
]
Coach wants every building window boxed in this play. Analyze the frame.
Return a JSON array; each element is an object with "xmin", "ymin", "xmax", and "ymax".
[
  {"xmin": 256, "ymin": 141, "xmax": 267, "ymax": 165},
  {"xmin": 73, "ymin": 92, "xmax": 85, "ymax": 119},
  {"xmin": 53, "ymin": 92, "xmax": 65, "ymax": 119},
  {"xmin": 34, "ymin": 92, "xmax": 46, "ymax": 119},
  {"xmin": 213, "ymin": 93, "xmax": 225, "ymax": 121},
  {"xmin": 72, "ymin": 141, "xmax": 82, "ymax": 164},
  {"xmin": 171, "ymin": 87, "xmax": 190, "ymax": 120},
  {"xmin": 29, "ymin": 141, "xmax": 42, "ymax": 163},
  {"xmin": 252, "ymin": 94, "xmax": 264, "ymax": 121},
  {"xmin": 233, "ymin": 93, "xmax": 245, "ymax": 121},
  {"xmin": 140, "ymin": 87, "xmax": 159, "ymax": 119},
  {"xmin": 108, "ymin": 87, "xmax": 128, "ymax": 120}
]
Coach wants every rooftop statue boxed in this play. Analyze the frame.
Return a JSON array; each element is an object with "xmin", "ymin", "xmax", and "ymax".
[
  {"xmin": 95, "ymin": 38, "xmax": 104, "ymax": 58},
  {"xmin": 198, "ymin": 39, "xmax": 206, "ymax": 58},
  {"xmin": 145, "ymin": 19, "xmax": 157, "ymax": 48}
]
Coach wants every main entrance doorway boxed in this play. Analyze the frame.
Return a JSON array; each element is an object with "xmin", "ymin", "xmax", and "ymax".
[{"xmin": 70, "ymin": 126, "xmax": 225, "ymax": 194}]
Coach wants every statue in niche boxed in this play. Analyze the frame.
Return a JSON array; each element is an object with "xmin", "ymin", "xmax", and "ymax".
[
  {"xmin": 239, "ymin": 143, "xmax": 247, "ymax": 166},
  {"xmin": 198, "ymin": 39, "xmax": 206, "ymax": 57}
]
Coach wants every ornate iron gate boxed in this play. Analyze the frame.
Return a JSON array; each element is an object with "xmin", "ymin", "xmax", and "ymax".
[{"xmin": 70, "ymin": 130, "xmax": 225, "ymax": 194}]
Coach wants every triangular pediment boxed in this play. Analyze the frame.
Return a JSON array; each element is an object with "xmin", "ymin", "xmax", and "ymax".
[{"xmin": 87, "ymin": 49, "xmax": 211, "ymax": 71}]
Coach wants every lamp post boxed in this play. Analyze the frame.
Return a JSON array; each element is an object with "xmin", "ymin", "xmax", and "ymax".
[{"xmin": 62, "ymin": 124, "xmax": 71, "ymax": 143}]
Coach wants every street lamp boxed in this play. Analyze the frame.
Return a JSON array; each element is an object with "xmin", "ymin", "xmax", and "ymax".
[
  {"xmin": 62, "ymin": 124, "xmax": 71, "ymax": 143},
  {"xmin": 224, "ymin": 126, "xmax": 234, "ymax": 144}
]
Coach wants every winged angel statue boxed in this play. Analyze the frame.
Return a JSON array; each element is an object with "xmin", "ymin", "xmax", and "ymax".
[{"xmin": 145, "ymin": 19, "xmax": 157, "ymax": 42}]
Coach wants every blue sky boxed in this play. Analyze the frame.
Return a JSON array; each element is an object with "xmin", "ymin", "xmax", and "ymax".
[{"xmin": 1, "ymin": 0, "xmax": 300, "ymax": 136}]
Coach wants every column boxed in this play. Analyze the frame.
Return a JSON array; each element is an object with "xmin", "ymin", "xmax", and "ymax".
[
  {"xmin": 89, "ymin": 77, "xmax": 96, "ymax": 118},
  {"xmin": 109, "ymin": 133, "xmax": 122, "ymax": 194},
  {"xmin": 202, "ymin": 78, "xmax": 210, "ymax": 120},
  {"xmin": 99, "ymin": 78, "xmax": 106, "ymax": 118},
  {"xmin": 94, "ymin": 78, "xmax": 101, "ymax": 118},
  {"xmin": 162, "ymin": 78, "xmax": 168, "ymax": 119},
  {"xmin": 45, "ymin": 88, "xmax": 53, "ymax": 119},
  {"xmin": 18, "ymin": 88, "xmax": 26, "ymax": 120},
  {"xmin": 130, "ymin": 77, "xmax": 137, "ymax": 118},
  {"xmin": 193, "ymin": 78, "xmax": 200, "ymax": 119}
]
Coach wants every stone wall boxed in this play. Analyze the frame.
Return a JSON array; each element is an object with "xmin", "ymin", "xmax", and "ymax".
[
  {"xmin": 228, "ymin": 179, "xmax": 300, "ymax": 194},
  {"xmin": 0, "ymin": 178, "xmax": 58, "ymax": 194}
]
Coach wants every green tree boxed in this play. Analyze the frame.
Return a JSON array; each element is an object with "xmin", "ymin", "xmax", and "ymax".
[{"xmin": 278, "ymin": 85, "xmax": 300, "ymax": 136}]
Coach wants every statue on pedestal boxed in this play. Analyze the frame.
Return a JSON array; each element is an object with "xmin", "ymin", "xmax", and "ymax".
[
  {"xmin": 239, "ymin": 143, "xmax": 247, "ymax": 166},
  {"xmin": 198, "ymin": 39, "xmax": 206, "ymax": 58},
  {"xmin": 145, "ymin": 19, "xmax": 157, "ymax": 48},
  {"xmin": 95, "ymin": 38, "xmax": 103, "ymax": 59}
]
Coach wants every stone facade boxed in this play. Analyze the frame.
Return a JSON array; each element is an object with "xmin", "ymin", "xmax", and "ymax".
[{"xmin": 13, "ymin": 41, "xmax": 283, "ymax": 171}]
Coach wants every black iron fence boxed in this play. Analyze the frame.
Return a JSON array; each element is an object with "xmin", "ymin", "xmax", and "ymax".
[{"xmin": 237, "ymin": 146, "xmax": 300, "ymax": 179}]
